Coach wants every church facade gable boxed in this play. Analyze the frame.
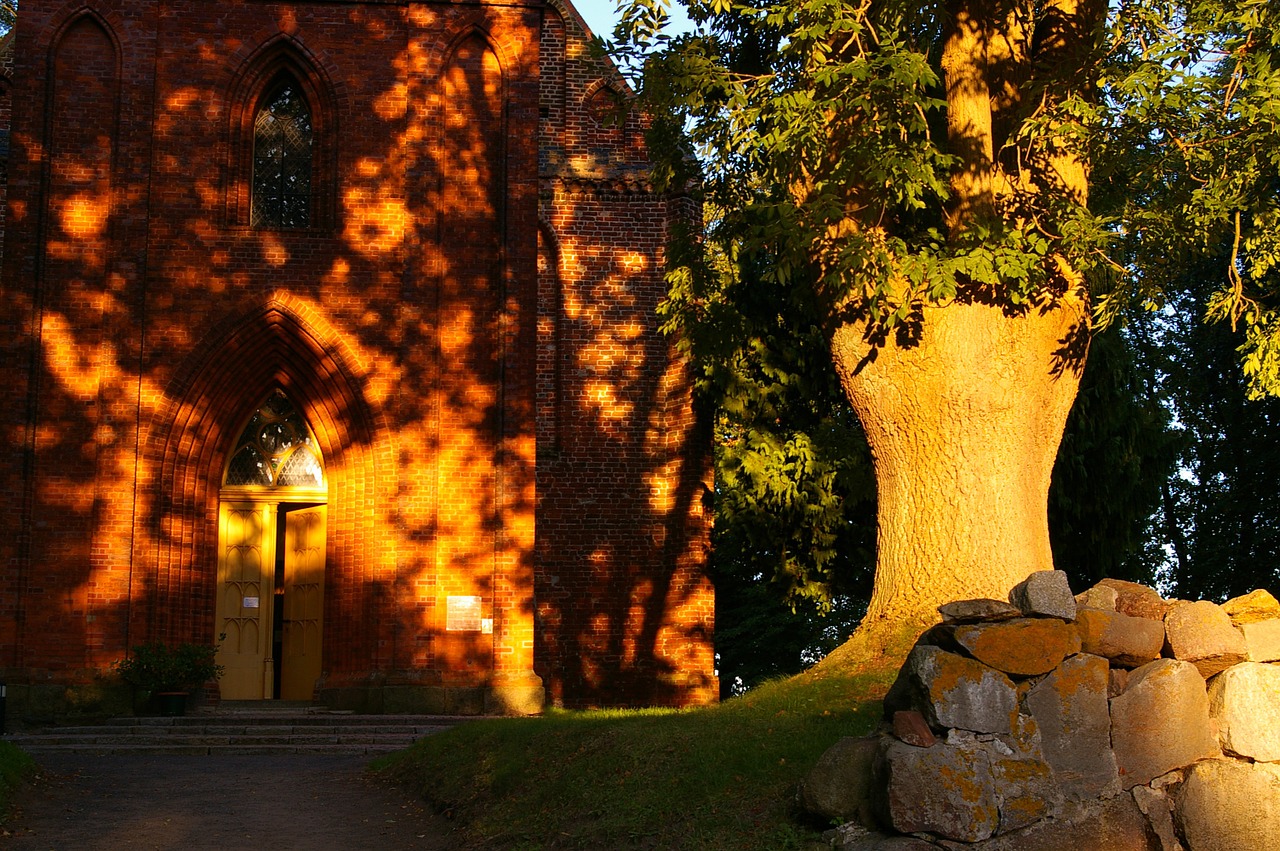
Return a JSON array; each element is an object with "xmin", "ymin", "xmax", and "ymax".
[{"xmin": 0, "ymin": 0, "xmax": 714, "ymax": 721}]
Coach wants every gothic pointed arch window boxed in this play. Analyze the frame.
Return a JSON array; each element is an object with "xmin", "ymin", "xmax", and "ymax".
[
  {"xmin": 251, "ymin": 79, "xmax": 313, "ymax": 229},
  {"xmin": 229, "ymin": 45, "xmax": 336, "ymax": 230},
  {"xmin": 223, "ymin": 390, "xmax": 325, "ymax": 492}
]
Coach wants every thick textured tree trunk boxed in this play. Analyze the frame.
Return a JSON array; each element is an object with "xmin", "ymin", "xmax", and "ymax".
[
  {"xmin": 803, "ymin": 0, "xmax": 1104, "ymax": 674},
  {"xmin": 829, "ymin": 293, "xmax": 1087, "ymax": 656}
]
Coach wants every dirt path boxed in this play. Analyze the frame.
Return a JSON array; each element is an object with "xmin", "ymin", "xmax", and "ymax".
[{"xmin": 2, "ymin": 754, "xmax": 462, "ymax": 850}]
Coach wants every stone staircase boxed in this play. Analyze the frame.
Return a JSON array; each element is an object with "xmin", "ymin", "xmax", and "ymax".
[{"xmin": 4, "ymin": 702, "xmax": 467, "ymax": 756}]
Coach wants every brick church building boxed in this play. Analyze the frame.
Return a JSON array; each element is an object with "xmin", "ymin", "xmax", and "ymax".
[{"xmin": 0, "ymin": 0, "xmax": 715, "ymax": 720}]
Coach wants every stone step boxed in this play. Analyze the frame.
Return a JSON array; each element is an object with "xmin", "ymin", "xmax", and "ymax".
[
  {"xmin": 9, "ymin": 741, "xmax": 421, "ymax": 756},
  {"xmin": 53, "ymin": 721, "xmax": 455, "ymax": 731},
  {"xmin": 104, "ymin": 713, "xmax": 463, "ymax": 728},
  {"xmin": 11, "ymin": 731, "xmax": 437, "ymax": 745},
  {"xmin": 5, "ymin": 709, "xmax": 465, "ymax": 756}
]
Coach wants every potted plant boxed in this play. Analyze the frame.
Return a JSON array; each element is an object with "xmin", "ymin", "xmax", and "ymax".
[{"xmin": 114, "ymin": 641, "xmax": 224, "ymax": 716}]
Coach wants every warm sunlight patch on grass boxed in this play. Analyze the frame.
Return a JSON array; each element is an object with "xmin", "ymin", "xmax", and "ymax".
[{"xmin": 378, "ymin": 668, "xmax": 897, "ymax": 850}]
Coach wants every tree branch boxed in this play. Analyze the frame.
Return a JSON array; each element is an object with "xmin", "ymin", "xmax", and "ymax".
[{"xmin": 942, "ymin": 0, "xmax": 997, "ymax": 233}]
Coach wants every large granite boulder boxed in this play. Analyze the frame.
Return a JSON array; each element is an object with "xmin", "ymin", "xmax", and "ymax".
[
  {"xmin": 799, "ymin": 736, "xmax": 881, "ymax": 825},
  {"xmin": 1075, "ymin": 607, "xmax": 1165, "ymax": 668},
  {"xmin": 938, "ymin": 599, "xmax": 1021, "ymax": 624},
  {"xmin": 878, "ymin": 727, "xmax": 1058, "ymax": 843},
  {"xmin": 952, "ymin": 619, "xmax": 1081, "ymax": 677},
  {"xmin": 1009, "ymin": 570, "xmax": 1077, "ymax": 621},
  {"xmin": 878, "ymin": 736, "xmax": 1000, "ymax": 843},
  {"xmin": 1175, "ymin": 759, "xmax": 1280, "ymax": 851},
  {"xmin": 1023, "ymin": 653, "xmax": 1118, "ymax": 800},
  {"xmin": 1097, "ymin": 579, "xmax": 1170, "ymax": 621},
  {"xmin": 987, "ymin": 716, "xmax": 1062, "ymax": 832},
  {"xmin": 1239, "ymin": 619, "xmax": 1280, "ymax": 663},
  {"xmin": 1206, "ymin": 661, "xmax": 1280, "ymax": 762},
  {"xmin": 1221, "ymin": 589, "xmax": 1280, "ymax": 623},
  {"xmin": 1075, "ymin": 583, "xmax": 1119, "ymax": 612},
  {"xmin": 1110, "ymin": 659, "xmax": 1220, "ymax": 789},
  {"xmin": 898, "ymin": 645, "xmax": 1018, "ymax": 735},
  {"xmin": 1163, "ymin": 600, "xmax": 1248, "ymax": 678}
]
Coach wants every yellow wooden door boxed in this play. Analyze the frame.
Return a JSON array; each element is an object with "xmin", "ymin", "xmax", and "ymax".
[
  {"xmin": 280, "ymin": 505, "xmax": 326, "ymax": 701},
  {"xmin": 214, "ymin": 502, "xmax": 275, "ymax": 700}
]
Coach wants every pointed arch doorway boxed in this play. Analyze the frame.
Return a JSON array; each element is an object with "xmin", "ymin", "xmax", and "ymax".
[{"xmin": 214, "ymin": 390, "xmax": 328, "ymax": 700}]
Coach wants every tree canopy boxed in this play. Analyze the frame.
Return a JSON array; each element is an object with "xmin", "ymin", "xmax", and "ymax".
[
  {"xmin": 615, "ymin": 0, "xmax": 1107, "ymax": 336},
  {"xmin": 1098, "ymin": 0, "xmax": 1280, "ymax": 396},
  {"xmin": 610, "ymin": 0, "xmax": 1280, "ymax": 654},
  {"xmin": 617, "ymin": 0, "xmax": 1279, "ymax": 371}
]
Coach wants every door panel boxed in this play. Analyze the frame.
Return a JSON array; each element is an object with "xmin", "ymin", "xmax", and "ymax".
[
  {"xmin": 281, "ymin": 505, "xmax": 326, "ymax": 701},
  {"xmin": 215, "ymin": 503, "xmax": 274, "ymax": 699}
]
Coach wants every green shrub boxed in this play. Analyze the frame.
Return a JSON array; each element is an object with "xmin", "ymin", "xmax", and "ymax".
[
  {"xmin": 113, "ymin": 641, "xmax": 224, "ymax": 693},
  {"xmin": 0, "ymin": 741, "xmax": 35, "ymax": 823}
]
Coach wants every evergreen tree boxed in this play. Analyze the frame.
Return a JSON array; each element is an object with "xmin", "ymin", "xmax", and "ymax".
[
  {"xmin": 1048, "ymin": 325, "xmax": 1181, "ymax": 589},
  {"xmin": 1131, "ymin": 280, "xmax": 1280, "ymax": 601}
]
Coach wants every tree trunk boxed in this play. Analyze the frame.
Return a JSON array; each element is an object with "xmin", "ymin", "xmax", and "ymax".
[
  {"xmin": 829, "ymin": 292, "xmax": 1087, "ymax": 656},
  {"xmin": 797, "ymin": 0, "xmax": 1104, "ymax": 675}
]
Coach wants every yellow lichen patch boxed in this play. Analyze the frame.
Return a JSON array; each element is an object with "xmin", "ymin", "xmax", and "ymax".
[
  {"xmin": 955, "ymin": 619, "xmax": 1080, "ymax": 676},
  {"xmin": 1223, "ymin": 589, "xmax": 1280, "ymax": 624},
  {"xmin": 936, "ymin": 760, "xmax": 989, "ymax": 805}
]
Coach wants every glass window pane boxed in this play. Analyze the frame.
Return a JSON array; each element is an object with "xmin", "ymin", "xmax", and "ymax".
[
  {"xmin": 259, "ymin": 421, "xmax": 294, "ymax": 455},
  {"xmin": 252, "ymin": 82, "xmax": 312, "ymax": 229},
  {"xmin": 276, "ymin": 447, "xmax": 324, "ymax": 488},
  {"xmin": 226, "ymin": 445, "xmax": 271, "ymax": 486},
  {"xmin": 224, "ymin": 390, "xmax": 324, "ymax": 489}
]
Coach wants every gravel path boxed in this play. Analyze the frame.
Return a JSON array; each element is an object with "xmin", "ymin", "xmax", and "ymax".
[{"xmin": 1, "ymin": 754, "xmax": 461, "ymax": 850}]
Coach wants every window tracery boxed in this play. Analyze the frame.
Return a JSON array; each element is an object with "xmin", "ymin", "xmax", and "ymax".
[
  {"xmin": 225, "ymin": 390, "xmax": 324, "ymax": 488},
  {"xmin": 251, "ymin": 82, "xmax": 313, "ymax": 229}
]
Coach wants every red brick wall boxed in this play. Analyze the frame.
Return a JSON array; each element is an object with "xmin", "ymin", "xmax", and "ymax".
[
  {"xmin": 534, "ymin": 1, "xmax": 715, "ymax": 707},
  {"xmin": 0, "ymin": 30, "xmax": 12, "ymax": 258},
  {"xmin": 0, "ymin": 0, "xmax": 714, "ymax": 711}
]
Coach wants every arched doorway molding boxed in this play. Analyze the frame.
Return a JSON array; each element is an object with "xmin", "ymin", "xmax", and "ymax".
[{"xmin": 136, "ymin": 293, "xmax": 389, "ymax": 677}]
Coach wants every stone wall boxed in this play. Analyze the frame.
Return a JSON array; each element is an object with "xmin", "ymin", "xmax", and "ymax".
[{"xmin": 802, "ymin": 573, "xmax": 1280, "ymax": 850}]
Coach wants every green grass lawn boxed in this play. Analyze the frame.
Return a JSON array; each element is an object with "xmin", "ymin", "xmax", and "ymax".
[
  {"xmin": 378, "ymin": 666, "xmax": 895, "ymax": 850},
  {"xmin": 0, "ymin": 740, "xmax": 35, "ymax": 825}
]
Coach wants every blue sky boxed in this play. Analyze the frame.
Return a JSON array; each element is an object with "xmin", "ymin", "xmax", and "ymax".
[
  {"xmin": 570, "ymin": 0, "xmax": 692, "ymax": 39},
  {"xmin": 572, "ymin": 0, "xmax": 623, "ymax": 37}
]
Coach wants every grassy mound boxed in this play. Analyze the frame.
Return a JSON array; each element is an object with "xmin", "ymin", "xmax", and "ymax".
[
  {"xmin": 378, "ymin": 666, "xmax": 896, "ymax": 850},
  {"xmin": 0, "ymin": 741, "xmax": 35, "ymax": 824}
]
